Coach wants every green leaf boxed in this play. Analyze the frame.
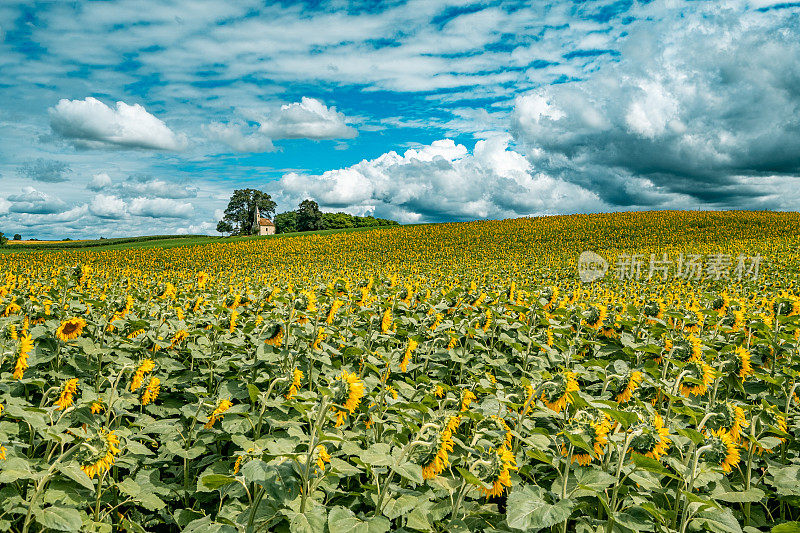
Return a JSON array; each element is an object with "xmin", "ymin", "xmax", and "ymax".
[
  {"xmin": 772, "ymin": 522, "xmax": 800, "ymax": 533},
  {"xmin": 201, "ymin": 474, "xmax": 238, "ymax": 490},
  {"xmin": 57, "ymin": 463, "xmax": 95, "ymax": 491},
  {"xmin": 327, "ymin": 506, "xmax": 380, "ymax": 533},
  {"xmin": 34, "ymin": 506, "xmax": 84, "ymax": 532},
  {"xmin": 359, "ymin": 444, "xmax": 394, "ymax": 467},
  {"xmin": 289, "ymin": 504, "xmax": 327, "ymax": 533},
  {"xmin": 506, "ymin": 486, "xmax": 573, "ymax": 531},
  {"xmin": 392, "ymin": 462, "xmax": 423, "ymax": 484},
  {"xmin": 692, "ymin": 509, "xmax": 743, "ymax": 533},
  {"xmin": 247, "ymin": 384, "xmax": 260, "ymax": 404},
  {"xmin": 381, "ymin": 494, "xmax": 422, "ymax": 520},
  {"xmin": 713, "ymin": 488, "xmax": 765, "ymax": 503},
  {"xmin": 599, "ymin": 408, "xmax": 639, "ymax": 429},
  {"xmin": 184, "ymin": 516, "xmax": 237, "ymax": 533}
]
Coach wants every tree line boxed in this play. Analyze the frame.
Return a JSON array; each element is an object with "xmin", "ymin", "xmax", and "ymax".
[{"xmin": 216, "ymin": 189, "xmax": 397, "ymax": 236}]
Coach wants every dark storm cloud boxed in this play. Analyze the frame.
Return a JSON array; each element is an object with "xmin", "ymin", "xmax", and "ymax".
[
  {"xmin": 511, "ymin": 5, "xmax": 800, "ymax": 208},
  {"xmin": 16, "ymin": 158, "xmax": 71, "ymax": 182}
]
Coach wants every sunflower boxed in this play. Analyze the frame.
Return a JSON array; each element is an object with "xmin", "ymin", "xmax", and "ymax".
[
  {"xmin": 643, "ymin": 299, "xmax": 664, "ymax": 321},
  {"xmin": 482, "ymin": 308, "xmax": 492, "ymax": 333},
  {"xmin": 141, "ymin": 377, "xmax": 160, "ymax": 405},
  {"xmin": 56, "ymin": 317, "xmax": 87, "ymax": 342},
  {"xmin": 704, "ymin": 429, "xmax": 740, "ymax": 474},
  {"xmin": 205, "ymin": 399, "xmax": 233, "ymax": 429},
  {"xmin": 429, "ymin": 313, "xmax": 443, "ymax": 331},
  {"xmin": 401, "ymin": 338, "xmax": 418, "ymax": 372},
  {"xmin": 54, "ymin": 378, "xmax": 79, "ymax": 410},
  {"xmin": 421, "ymin": 416, "xmax": 459, "ymax": 479},
  {"xmin": 81, "ymin": 430, "xmax": 121, "ymax": 479},
  {"xmin": 584, "ymin": 305, "xmax": 608, "ymax": 329},
  {"xmin": 679, "ymin": 361, "xmax": 715, "ymax": 397},
  {"xmin": 707, "ymin": 402, "xmax": 747, "ymax": 442},
  {"xmin": 380, "ymin": 308, "xmax": 392, "ymax": 333},
  {"xmin": 312, "ymin": 327, "xmax": 325, "ymax": 351},
  {"xmin": 13, "ymin": 332, "xmax": 33, "ymax": 379},
  {"xmin": 90, "ymin": 400, "xmax": 104, "ymax": 414},
  {"xmin": 616, "ymin": 371, "xmax": 643, "ymax": 404},
  {"xmin": 460, "ymin": 389, "xmax": 477, "ymax": 412},
  {"xmin": 541, "ymin": 371, "xmax": 579, "ymax": 413},
  {"xmin": 433, "ymin": 385, "xmax": 445, "ymax": 398},
  {"xmin": 131, "ymin": 359, "xmax": 156, "ymax": 391},
  {"xmin": 756, "ymin": 410, "xmax": 788, "ymax": 454},
  {"xmin": 228, "ymin": 309, "xmax": 239, "ymax": 333},
  {"xmin": 169, "ymin": 329, "xmax": 188, "ymax": 349},
  {"xmin": 732, "ymin": 346, "xmax": 753, "ymax": 380},
  {"xmin": 629, "ymin": 413, "xmax": 671, "ymax": 461},
  {"xmin": 285, "ymin": 368, "xmax": 303, "ymax": 399},
  {"xmin": 326, "ymin": 300, "xmax": 344, "ymax": 324},
  {"xmin": 315, "ymin": 445, "xmax": 331, "ymax": 473},
  {"xmin": 0, "ymin": 445, "xmax": 6, "ymax": 461},
  {"xmin": 562, "ymin": 413, "xmax": 610, "ymax": 466},
  {"xmin": 477, "ymin": 446, "xmax": 517, "ymax": 498},
  {"xmin": 264, "ymin": 324, "xmax": 284, "ymax": 347},
  {"xmin": 332, "ymin": 371, "xmax": 365, "ymax": 426}
]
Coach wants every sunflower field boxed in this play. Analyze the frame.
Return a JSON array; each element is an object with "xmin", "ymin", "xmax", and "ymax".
[{"xmin": 1, "ymin": 210, "xmax": 800, "ymax": 533}]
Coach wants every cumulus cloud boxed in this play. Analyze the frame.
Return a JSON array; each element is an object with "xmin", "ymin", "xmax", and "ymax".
[
  {"xmin": 128, "ymin": 197, "xmax": 194, "ymax": 218},
  {"xmin": 207, "ymin": 97, "xmax": 356, "ymax": 152},
  {"xmin": 88, "ymin": 172, "xmax": 112, "ymax": 191},
  {"xmin": 49, "ymin": 97, "xmax": 188, "ymax": 150},
  {"xmin": 204, "ymin": 121, "xmax": 275, "ymax": 152},
  {"xmin": 117, "ymin": 176, "xmax": 197, "ymax": 199},
  {"xmin": 89, "ymin": 194, "xmax": 126, "ymax": 219},
  {"xmin": 278, "ymin": 137, "xmax": 605, "ymax": 222},
  {"xmin": 510, "ymin": 4, "xmax": 800, "ymax": 208},
  {"xmin": 7, "ymin": 187, "xmax": 68, "ymax": 214},
  {"xmin": 0, "ymin": 197, "xmax": 11, "ymax": 215},
  {"xmin": 258, "ymin": 97, "xmax": 356, "ymax": 140},
  {"xmin": 17, "ymin": 159, "xmax": 71, "ymax": 182}
]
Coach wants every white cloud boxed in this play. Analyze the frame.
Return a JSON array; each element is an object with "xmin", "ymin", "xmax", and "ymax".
[
  {"xmin": 88, "ymin": 172, "xmax": 112, "ymax": 191},
  {"xmin": 89, "ymin": 194, "xmax": 127, "ymax": 219},
  {"xmin": 7, "ymin": 186, "xmax": 68, "ymax": 214},
  {"xmin": 278, "ymin": 137, "xmax": 605, "ymax": 222},
  {"xmin": 258, "ymin": 97, "xmax": 356, "ymax": 140},
  {"xmin": 0, "ymin": 197, "xmax": 11, "ymax": 215},
  {"xmin": 128, "ymin": 197, "xmax": 194, "ymax": 218},
  {"xmin": 204, "ymin": 121, "xmax": 275, "ymax": 152},
  {"xmin": 207, "ymin": 97, "xmax": 357, "ymax": 152},
  {"xmin": 49, "ymin": 97, "xmax": 188, "ymax": 150},
  {"xmin": 117, "ymin": 177, "xmax": 197, "ymax": 199}
]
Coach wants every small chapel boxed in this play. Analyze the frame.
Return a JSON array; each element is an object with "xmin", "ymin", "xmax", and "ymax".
[{"xmin": 253, "ymin": 207, "xmax": 275, "ymax": 236}]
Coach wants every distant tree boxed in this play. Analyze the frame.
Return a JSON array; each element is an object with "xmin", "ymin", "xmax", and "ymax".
[
  {"xmin": 296, "ymin": 199, "xmax": 324, "ymax": 232},
  {"xmin": 13, "ymin": 234, "xmax": 21, "ymax": 241},
  {"xmin": 322, "ymin": 212, "xmax": 355, "ymax": 229},
  {"xmin": 216, "ymin": 220, "xmax": 234, "ymax": 236},
  {"xmin": 0, "ymin": 232, "xmax": 6, "ymax": 245},
  {"xmin": 274, "ymin": 211, "xmax": 298, "ymax": 234},
  {"xmin": 220, "ymin": 189, "xmax": 277, "ymax": 235}
]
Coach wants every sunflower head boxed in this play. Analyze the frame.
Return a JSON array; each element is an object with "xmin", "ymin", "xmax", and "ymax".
[
  {"xmin": 541, "ymin": 370, "xmax": 579, "ymax": 412},
  {"xmin": 703, "ymin": 429, "xmax": 740, "ymax": 473},
  {"xmin": 56, "ymin": 317, "xmax": 87, "ymax": 342},
  {"xmin": 629, "ymin": 412, "xmax": 671, "ymax": 461}
]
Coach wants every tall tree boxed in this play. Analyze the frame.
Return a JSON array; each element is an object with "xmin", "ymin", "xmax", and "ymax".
[
  {"xmin": 274, "ymin": 211, "xmax": 297, "ymax": 234},
  {"xmin": 296, "ymin": 199, "xmax": 324, "ymax": 232},
  {"xmin": 216, "ymin": 220, "xmax": 233, "ymax": 236},
  {"xmin": 0, "ymin": 232, "xmax": 6, "ymax": 246},
  {"xmin": 220, "ymin": 189, "xmax": 277, "ymax": 235}
]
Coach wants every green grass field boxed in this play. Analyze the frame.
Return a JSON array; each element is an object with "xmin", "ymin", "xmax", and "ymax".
[{"xmin": 0, "ymin": 225, "xmax": 396, "ymax": 253}]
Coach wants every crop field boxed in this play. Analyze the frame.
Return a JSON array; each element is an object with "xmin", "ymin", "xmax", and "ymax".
[{"xmin": 1, "ymin": 210, "xmax": 800, "ymax": 533}]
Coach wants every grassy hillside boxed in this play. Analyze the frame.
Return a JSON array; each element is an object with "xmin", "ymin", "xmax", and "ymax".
[{"xmin": 0, "ymin": 225, "xmax": 396, "ymax": 253}]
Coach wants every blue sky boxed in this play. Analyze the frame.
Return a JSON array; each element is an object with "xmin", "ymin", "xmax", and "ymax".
[{"xmin": 1, "ymin": 0, "xmax": 799, "ymax": 239}]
